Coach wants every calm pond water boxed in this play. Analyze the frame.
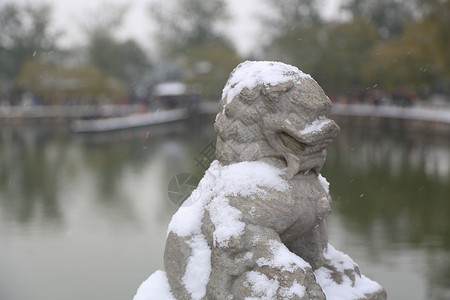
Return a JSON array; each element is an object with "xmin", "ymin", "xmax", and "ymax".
[{"xmin": 0, "ymin": 115, "xmax": 449, "ymax": 300}]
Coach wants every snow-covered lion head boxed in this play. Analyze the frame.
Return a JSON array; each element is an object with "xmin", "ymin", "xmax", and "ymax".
[{"xmin": 215, "ymin": 61, "xmax": 340, "ymax": 179}]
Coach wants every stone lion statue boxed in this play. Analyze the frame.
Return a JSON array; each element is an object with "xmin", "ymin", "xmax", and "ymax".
[{"xmin": 134, "ymin": 61, "xmax": 386, "ymax": 300}]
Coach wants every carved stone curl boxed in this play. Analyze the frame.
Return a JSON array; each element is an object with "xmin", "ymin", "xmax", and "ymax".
[{"xmin": 134, "ymin": 61, "xmax": 387, "ymax": 300}]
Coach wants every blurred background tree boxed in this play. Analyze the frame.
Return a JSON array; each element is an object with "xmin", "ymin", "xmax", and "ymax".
[
  {"xmin": 151, "ymin": 0, "xmax": 233, "ymax": 58},
  {"xmin": 260, "ymin": 0, "xmax": 449, "ymax": 102},
  {"xmin": 342, "ymin": 0, "xmax": 417, "ymax": 39},
  {"xmin": 16, "ymin": 58, "xmax": 127, "ymax": 105},
  {"xmin": 318, "ymin": 18, "xmax": 378, "ymax": 94},
  {"xmin": 0, "ymin": 3, "xmax": 58, "ymax": 80},
  {"xmin": 0, "ymin": 0, "xmax": 448, "ymax": 106},
  {"xmin": 262, "ymin": 0, "xmax": 324, "ymax": 75},
  {"xmin": 149, "ymin": 0, "xmax": 241, "ymax": 98},
  {"xmin": 0, "ymin": 2, "xmax": 152, "ymax": 105},
  {"xmin": 357, "ymin": 0, "xmax": 449, "ymax": 97},
  {"xmin": 82, "ymin": 3, "xmax": 152, "ymax": 101},
  {"xmin": 0, "ymin": 3, "xmax": 59, "ymax": 104}
]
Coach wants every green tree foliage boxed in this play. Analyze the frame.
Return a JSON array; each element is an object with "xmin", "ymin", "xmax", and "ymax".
[
  {"xmin": 0, "ymin": 3, "xmax": 58, "ymax": 81},
  {"xmin": 150, "ymin": 0, "xmax": 241, "ymax": 98},
  {"xmin": 343, "ymin": 0, "xmax": 417, "ymax": 39},
  {"xmin": 262, "ymin": 0, "xmax": 449, "ymax": 98},
  {"xmin": 151, "ymin": 0, "xmax": 232, "ymax": 58},
  {"xmin": 265, "ymin": 0, "xmax": 322, "ymax": 33},
  {"xmin": 183, "ymin": 45, "xmax": 242, "ymax": 98},
  {"xmin": 16, "ymin": 58, "xmax": 126, "ymax": 105},
  {"xmin": 262, "ymin": 0, "xmax": 323, "ymax": 73},
  {"xmin": 0, "ymin": 2, "xmax": 148, "ymax": 104},
  {"xmin": 264, "ymin": 17, "xmax": 378, "ymax": 94},
  {"xmin": 83, "ymin": 3, "xmax": 152, "ymax": 98},
  {"xmin": 262, "ymin": 0, "xmax": 330, "ymax": 88},
  {"xmin": 361, "ymin": 0, "xmax": 449, "ymax": 92},
  {"xmin": 264, "ymin": 26, "xmax": 323, "ymax": 75},
  {"xmin": 319, "ymin": 19, "xmax": 378, "ymax": 93}
]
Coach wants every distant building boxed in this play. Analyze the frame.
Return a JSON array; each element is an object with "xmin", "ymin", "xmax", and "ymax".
[{"xmin": 151, "ymin": 82, "xmax": 199, "ymax": 111}]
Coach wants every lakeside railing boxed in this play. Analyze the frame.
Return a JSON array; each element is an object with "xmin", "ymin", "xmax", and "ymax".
[{"xmin": 331, "ymin": 103, "xmax": 450, "ymax": 125}]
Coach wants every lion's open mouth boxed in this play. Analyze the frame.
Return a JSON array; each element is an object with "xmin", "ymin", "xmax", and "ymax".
[
  {"xmin": 279, "ymin": 131, "xmax": 325, "ymax": 178},
  {"xmin": 280, "ymin": 132, "xmax": 306, "ymax": 154}
]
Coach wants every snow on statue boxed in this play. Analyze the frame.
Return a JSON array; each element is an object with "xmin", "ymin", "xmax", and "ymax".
[{"xmin": 134, "ymin": 61, "xmax": 387, "ymax": 300}]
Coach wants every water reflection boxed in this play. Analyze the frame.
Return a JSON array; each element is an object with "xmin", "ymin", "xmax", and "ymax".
[
  {"xmin": 323, "ymin": 117, "xmax": 450, "ymax": 299},
  {"xmin": 0, "ymin": 118, "xmax": 217, "ymax": 300},
  {"xmin": 0, "ymin": 118, "xmax": 215, "ymax": 227},
  {"xmin": 324, "ymin": 118, "xmax": 450, "ymax": 249},
  {"xmin": 0, "ymin": 116, "xmax": 449, "ymax": 300},
  {"xmin": 0, "ymin": 127, "xmax": 64, "ymax": 225}
]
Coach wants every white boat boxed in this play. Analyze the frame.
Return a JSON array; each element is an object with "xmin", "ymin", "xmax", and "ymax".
[{"xmin": 71, "ymin": 108, "xmax": 189, "ymax": 133}]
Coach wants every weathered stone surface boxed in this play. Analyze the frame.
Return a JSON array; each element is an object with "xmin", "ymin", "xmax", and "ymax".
[{"xmin": 135, "ymin": 61, "xmax": 386, "ymax": 300}]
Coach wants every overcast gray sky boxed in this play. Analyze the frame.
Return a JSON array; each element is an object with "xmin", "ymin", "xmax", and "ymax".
[{"xmin": 4, "ymin": 0, "xmax": 341, "ymax": 56}]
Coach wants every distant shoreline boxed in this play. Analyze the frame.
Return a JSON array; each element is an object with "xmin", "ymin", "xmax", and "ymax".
[{"xmin": 1, "ymin": 103, "xmax": 450, "ymax": 133}]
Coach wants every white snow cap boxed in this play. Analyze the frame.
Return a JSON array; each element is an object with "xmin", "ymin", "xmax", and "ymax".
[
  {"xmin": 222, "ymin": 61, "xmax": 312, "ymax": 106},
  {"xmin": 300, "ymin": 116, "xmax": 332, "ymax": 135},
  {"xmin": 133, "ymin": 270, "xmax": 176, "ymax": 300}
]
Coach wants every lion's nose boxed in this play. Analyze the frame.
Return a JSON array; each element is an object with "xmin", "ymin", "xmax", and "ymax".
[
  {"xmin": 297, "ymin": 118, "xmax": 340, "ymax": 146},
  {"xmin": 320, "ymin": 119, "xmax": 340, "ymax": 140}
]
